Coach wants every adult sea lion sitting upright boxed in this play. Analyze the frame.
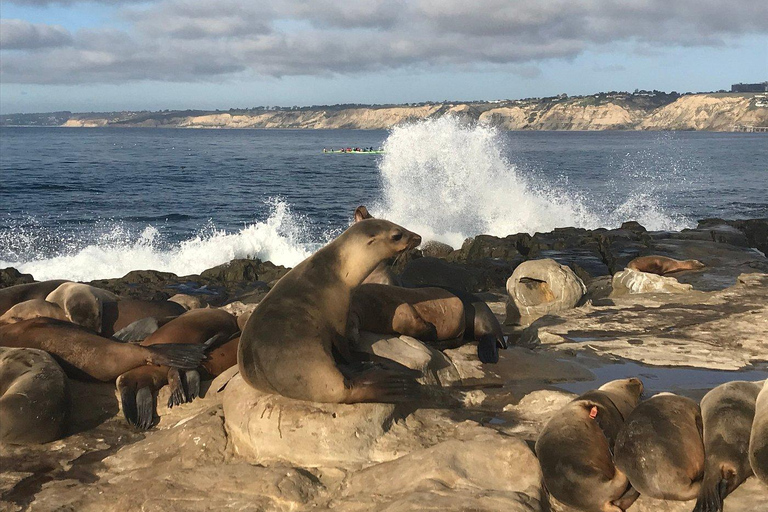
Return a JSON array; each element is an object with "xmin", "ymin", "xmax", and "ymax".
[{"xmin": 238, "ymin": 218, "xmax": 422, "ymax": 403}]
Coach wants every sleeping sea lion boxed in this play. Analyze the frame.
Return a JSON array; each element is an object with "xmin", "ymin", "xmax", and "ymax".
[
  {"xmin": 0, "ymin": 317, "xmax": 207, "ymax": 382},
  {"xmin": 101, "ymin": 299, "xmax": 187, "ymax": 337},
  {"xmin": 238, "ymin": 218, "xmax": 422, "ymax": 403},
  {"xmin": 694, "ymin": 380, "xmax": 763, "ymax": 512},
  {"xmin": 627, "ymin": 256, "xmax": 705, "ymax": 275},
  {"xmin": 614, "ymin": 393, "xmax": 705, "ymax": 501},
  {"xmin": 749, "ymin": 379, "xmax": 768, "ymax": 485},
  {"xmin": 46, "ymin": 282, "xmax": 119, "ymax": 333},
  {"xmin": 116, "ymin": 308, "xmax": 238, "ymax": 428},
  {"xmin": 0, "ymin": 280, "xmax": 69, "ymax": 317},
  {"xmin": 535, "ymin": 378, "xmax": 644, "ymax": 512},
  {"xmin": 0, "ymin": 347, "xmax": 69, "ymax": 444},
  {"xmin": 0, "ymin": 299, "xmax": 69, "ymax": 324}
]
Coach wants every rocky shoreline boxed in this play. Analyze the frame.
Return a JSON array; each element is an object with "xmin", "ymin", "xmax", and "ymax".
[{"xmin": 1, "ymin": 217, "xmax": 767, "ymax": 511}]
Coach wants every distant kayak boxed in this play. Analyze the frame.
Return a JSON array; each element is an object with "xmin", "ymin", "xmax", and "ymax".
[{"xmin": 322, "ymin": 149, "xmax": 385, "ymax": 154}]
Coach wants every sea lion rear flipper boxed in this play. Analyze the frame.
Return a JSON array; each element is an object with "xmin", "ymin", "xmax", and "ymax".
[
  {"xmin": 184, "ymin": 370, "xmax": 200, "ymax": 400},
  {"xmin": 692, "ymin": 478, "xmax": 729, "ymax": 512},
  {"xmin": 477, "ymin": 334, "xmax": 499, "ymax": 364},
  {"xmin": 167, "ymin": 368, "xmax": 188, "ymax": 408},
  {"xmin": 146, "ymin": 343, "xmax": 206, "ymax": 369},
  {"xmin": 136, "ymin": 387, "xmax": 155, "ymax": 430},
  {"xmin": 612, "ymin": 484, "xmax": 640, "ymax": 511},
  {"xmin": 345, "ymin": 367, "xmax": 422, "ymax": 403}
]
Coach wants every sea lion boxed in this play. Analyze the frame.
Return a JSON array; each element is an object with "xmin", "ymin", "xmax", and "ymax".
[
  {"xmin": 0, "ymin": 280, "xmax": 69, "ymax": 317},
  {"xmin": 0, "ymin": 298, "xmax": 69, "ymax": 324},
  {"xmin": 535, "ymin": 378, "xmax": 644, "ymax": 512},
  {"xmin": 116, "ymin": 308, "xmax": 239, "ymax": 428},
  {"xmin": 694, "ymin": 380, "xmax": 763, "ymax": 512},
  {"xmin": 354, "ymin": 206, "xmax": 400, "ymax": 286},
  {"xmin": 168, "ymin": 293, "xmax": 208, "ymax": 310},
  {"xmin": 0, "ymin": 317, "xmax": 207, "ymax": 382},
  {"xmin": 614, "ymin": 393, "xmax": 705, "ymax": 501},
  {"xmin": 348, "ymin": 284, "xmax": 506, "ymax": 363},
  {"xmin": 627, "ymin": 255, "xmax": 705, "ymax": 275},
  {"xmin": 0, "ymin": 347, "xmax": 69, "ymax": 444},
  {"xmin": 101, "ymin": 299, "xmax": 187, "ymax": 337},
  {"xmin": 749, "ymin": 379, "xmax": 768, "ymax": 485},
  {"xmin": 45, "ymin": 282, "xmax": 119, "ymax": 333},
  {"xmin": 238, "ymin": 218, "xmax": 422, "ymax": 403}
]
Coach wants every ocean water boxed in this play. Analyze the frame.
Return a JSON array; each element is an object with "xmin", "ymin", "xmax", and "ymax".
[{"xmin": 1, "ymin": 118, "xmax": 766, "ymax": 281}]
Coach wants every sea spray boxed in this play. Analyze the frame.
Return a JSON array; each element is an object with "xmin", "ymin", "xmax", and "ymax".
[
  {"xmin": 373, "ymin": 116, "xmax": 691, "ymax": 247},
  {"xmin": 0, "ymin": 199, "xmax": 316, "ymax": 281}
]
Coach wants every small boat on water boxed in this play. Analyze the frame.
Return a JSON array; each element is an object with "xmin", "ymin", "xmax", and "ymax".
[{"xmin": 323, "ymin": 147, "xmax": 385, "ymax": 154}]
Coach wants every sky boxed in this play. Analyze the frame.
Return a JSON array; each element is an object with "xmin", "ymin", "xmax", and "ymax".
[{"xmin": 1, "ymin": 0, "xmax": 767, "ymax": 114}]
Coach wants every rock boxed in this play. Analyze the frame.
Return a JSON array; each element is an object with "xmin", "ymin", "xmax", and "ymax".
[
  {"xmin": 0, "ymin": 268, "xmax": 34, "ymax": 289},
  {"xmin": 611, "ymin": 268, "xmax": 693, "ymax": 296},
  {"xmin": 620, "ymin": 221, "xmax": 647, "ymax": 233},
  {"xmin": 456, "ymin": 234, "xmax": 527, "ymax": 262},
  {"xmin": 0, "ymin": 347, "xmax": 69, "ymax": 445},
  {"xmin": 200, "ymin": 259, "xmax": 261, "ymax": 282},
  {"xmin": 168, "ymin": 293, "xmax": 208, "ymax": 310},
  {"xmin": 420, "ymin": 240, "xmax": 454, "ymax": 258},
  {"xmin": 219, "ymin": 301, "xmax": 258, "ymax": 330},
  {"xmin": 400, "ymin": 257, "xmax": 480, "ymax": 292},
  {"xmin": 338, "ymin": 436, "xmax": 544, "ymax": 512},
  {"xmin": 222, "ymin": 374, "xmax": 407, "ymax": 467},
  {"xmin": 505, "ymin": 259, "xmax": 587, "ymax": 326}
]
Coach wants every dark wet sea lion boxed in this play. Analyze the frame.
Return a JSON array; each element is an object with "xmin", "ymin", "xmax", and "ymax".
[
  {"xmin": 0, "ymin": 280, "xmax": 69, "ymax": 317},
  {"xmin": 238, "ymin": 218, "xmax": 422, "ymax": 403},
  {"xmin": 694, "ymin": 380, "xmax": 762, "ymax": 512},
  {"xmin": 354, "ymin": 206, "xmax": 400, "ymax": 286},
  {"xmin": 116, "ymin": 308, "xmax": 238, "ymax": 428},
  {"xmin": 535, "ymin": 378, "xmax": 644, "ymax": 512},
  {"xmin": 0, "ymin": 347, "xmax": 69, "ymax": 444},
  {"xmin": 750, "ymin": 380, "xmax": 768, "ymax": 485},
  {"xmin": 614, "ymin": 393, "xmax": 705, "ymax": 501},
  {"xmin": 0, "ymin": 317, "xmax": 207, "ymax": 382},
  {"xmin": 627, "ymin": 255, "xmax": 705, "ymax": 275}
]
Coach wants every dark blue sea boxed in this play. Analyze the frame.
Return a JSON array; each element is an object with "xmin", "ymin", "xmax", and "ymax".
[{"xmin": 1, "ymin": 118, "xmax": 766, "ymax": 281}]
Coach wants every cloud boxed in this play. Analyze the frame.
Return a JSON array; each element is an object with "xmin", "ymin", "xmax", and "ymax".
[
  {"xmin": 0, "ymin": 19, "xmax": 73, "ymax": 49},
  {"xmin": 1, "ymin": 0, "xmax": 766, "ymax": 84}
]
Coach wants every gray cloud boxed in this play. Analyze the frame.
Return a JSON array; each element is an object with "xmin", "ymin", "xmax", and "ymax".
[
  {"xmin": 1, "ymin": 0, "xmax": 766, "ymax": 84},
  {"xmin": 0, "ymin": 19, "xmax": 73, "ymax": 49}
]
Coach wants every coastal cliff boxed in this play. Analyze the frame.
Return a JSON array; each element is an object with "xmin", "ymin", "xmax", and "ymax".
[{"xmin": 4, "ymin": 92, "xmax": 767, "ymax": 131}]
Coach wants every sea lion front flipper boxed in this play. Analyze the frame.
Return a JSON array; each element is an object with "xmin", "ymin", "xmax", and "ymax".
[
  {"xmin": 477, "ymin": 334, "xmax": 499, "ymax": 364},
  {"xmin": 167, "ymin": 368, "xmax": 188, "ymax": 408},
  {"xmin": 611, "ymin": 484, "xmax": 640, "ymax": 511},
  {"xmin": 146, "ymin": 343, "xmax": 207, "ymax": 369},
  {"xmin": 184, "ymin": 370, "xmax": 200, "ymax": 401},
  {"xmin": 692, "ymin": 477, "xmax": 729, "ymax": 512},
  {"xmin": 345, "ymin": 367, "xmax": 422, "ymax": 403},
  {"xmin": 136, "ymin": 387, "xmax": 155, "ymax": 430}
]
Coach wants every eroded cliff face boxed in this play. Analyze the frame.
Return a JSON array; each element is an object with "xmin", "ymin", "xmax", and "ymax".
[{"xmin": 47, "ymin": 93, "xmax": 768, "ymax": 131}]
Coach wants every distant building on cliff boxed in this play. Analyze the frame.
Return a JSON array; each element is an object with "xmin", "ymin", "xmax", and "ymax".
[{"xmin": 731, "ymin": 82, "xmax": 768, "ymax": 92}]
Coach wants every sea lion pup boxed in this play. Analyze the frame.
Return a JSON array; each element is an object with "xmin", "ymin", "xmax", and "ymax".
[
  {"xmin": 238, "ymin": 218, "xmax": 423, "ymax": 403},
  {"xmin": 0, "ymin": 299, "xmax": 69, "ymax": 324},
  {"xmin": 614, "ymin": 393, "xmax": 705, "ymax": 501},
  {"xmin": 354, "ymin": 206, "xmax": 400, "ymax": 286},
  {"xmin": 694, "ymin": 381, "xmax": 763, "ymax": 512},
  {"xmin": 0, "ymin": 280, "xmax": 69, "ymax": 317},
  {"xmin": 0, "ymin": 317, "xmax": 207, "ymax": 382},
  {"xmin": 535, "ymin": 378, "xmax": 644, "ymax": 512},
  {"xmin": 0, "ymin": 347, "xmax": 69, "ymax": 444},
  {"xmin": 627, "ymin": 255, "xmax": 705, "ymax": 275},
  {"xmin": 749, "ymin": 380, "xmax": 768, "ymax": 485},
  {"xmin": 46, "ymin": 282, "xmax": 119, "ymax": 333},
  {"xmin": 116, "ymin": 308, "xmax": 239, "ymax": 428}
]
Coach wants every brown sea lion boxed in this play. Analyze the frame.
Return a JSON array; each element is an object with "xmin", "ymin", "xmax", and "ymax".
[
  {"xmin": 614, "ymin": 393, "xmax": 705, "ymax": 501},
  {"xmin": 0, "ymin": 280, "xmax": 69, "ymax": 317},
  {"xmin": 101, "ymin": 299, "xmax": 187, "ymax": 337},
  {"xmin": 354, "ymin": 206, "xmax": 399, "ymax": 286},
  {"xmin": 627, "ymin": 255, "xmax": 705, "ymax": 275},
  {"xmin": 0, "ymin": 298, "xmax": 69, "ymax": 324},
  {"xmin": 749, "ymin": 379, "xmax": 768, "ymax": 486},
  {"xmin": 46, "ymin": 282, "xmax": 119, "ymax": 333},
  {"xmin": 0, "ymin": 347, "xmax": 69, "ymax": 444},
  {"xmin": 535, "ymin": 378, "xmax": 644, "ymax": 512},
  {"xmin": 0, "ymin": 317, "xmax": 207, "ymax": 382},
  {"xmin": 116, "ymin": 308, "xmax": 239, "ymax": 428},
  {"xmin": 694, "ymin": 380, "xmax": 763, "ymax": 512},
  {"xmin": 238, "ymin": 218, "xmax": 422, "ymax": 403}
]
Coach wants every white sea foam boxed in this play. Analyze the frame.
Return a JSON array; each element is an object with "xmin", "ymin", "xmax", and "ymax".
[
  {"xmin": 373, "ymin": 116, "xmax": 691, "ymax": 248},
  {"xmin": 0, "ymin": 199, "xmax": 316, "ymax": 281}
]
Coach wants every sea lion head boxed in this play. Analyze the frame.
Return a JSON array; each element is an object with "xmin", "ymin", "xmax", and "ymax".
[
  {"xmin": 354, "ymin": 205, "xmax": 374, "ymax": 222},
  {"xmin": 597, "ymin": 377, "xmax": 644, "ymax": 419}
]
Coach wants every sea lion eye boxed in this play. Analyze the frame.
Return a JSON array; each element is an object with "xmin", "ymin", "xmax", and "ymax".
[{"xmin": 391, "ymin": 232, "xmax": 403, "ymax": 241}]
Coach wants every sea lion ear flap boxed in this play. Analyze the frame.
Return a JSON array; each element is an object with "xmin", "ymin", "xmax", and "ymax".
[{"xmin": 354, "ymin": 206, "xmax": 373, "ymax": 223}]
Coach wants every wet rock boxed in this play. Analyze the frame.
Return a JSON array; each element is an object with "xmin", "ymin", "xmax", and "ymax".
[
  {"xmin": 620, "ymin": 221, "xmax": 647, "ymax": 233},
  {"xmin": 0, "ymin": 268, "xmax": 34, "ymax": 289},
  {"xmin": 506, "ymin": 259, "xmax": 586, "ymax": 326},
  {"xmin": 456, "ymin": 234, "xmax": 528, "ymax": 262},
  {"xmin": 200, "ymin": 259, "xmax": 261, "ymax": 282},
  {"xmin": 222, "ymin": 374, "xmax": 407, "ymax": 467},
  {"xmin": 420, "ymin": 240, "xmax": 454, "ymax": 258},
  {"xmin": 611, "ymin": 268, "xmax": 693, "ymax": 296},
  {"xmin": 0, "ymin": 348, "xmax": 68, "ymax": 445},
  {"xmin": 400, "ymin": 257, "xmax": 480, "ymax": 292}
]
